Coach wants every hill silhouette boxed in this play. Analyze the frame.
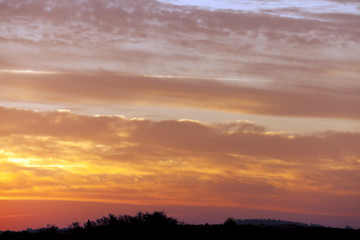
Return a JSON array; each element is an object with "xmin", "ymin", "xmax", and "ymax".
[
  {"xmin": 0, "ymin": 211, "xmax": 359, "ymax": 240},
  {"xmin": 235, "ymin": 218, "xmax": 320, "ymax": 227}
]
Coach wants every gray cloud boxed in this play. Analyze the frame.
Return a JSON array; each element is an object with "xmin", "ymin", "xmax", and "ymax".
[{"xmin": 1, "ymin": 73, "xmax": 359, "ymax": 119}]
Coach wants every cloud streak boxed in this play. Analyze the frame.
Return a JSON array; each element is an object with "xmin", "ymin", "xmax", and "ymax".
[
  {"xmin": 0, "ymin": 107, "xmax": 359, "ymax": 217},
  {"xmin": 0, "ymin": 0, "xmax": 359, "ymax": 85},
  {"xmin": 1, "ymin": 73, "xmax": 359, "ymax": 119},
  {"xmin": 1, "ymin": 0, "xmax": 359, "ymax": 121}
]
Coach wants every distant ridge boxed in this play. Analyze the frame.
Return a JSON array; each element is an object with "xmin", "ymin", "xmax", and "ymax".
[
  {"xmin": 0, "ymin": 212, "xmax": 358, "ymax": 240},
  {"xmin": 235, "ymin": 219, "xmax": 323, "ymax": 227}
]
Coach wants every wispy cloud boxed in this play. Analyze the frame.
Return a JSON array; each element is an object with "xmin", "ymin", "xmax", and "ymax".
[
  {"xmin": 1, "ymin": 72, "xmax": 359, "ymax": 119},
  {"xmin": 0, "ymin": 214, "xmax": 38, "ymax": 219},
  {"xmin": 0, "ymin": 107, "xmax": 359, "ymax": 216},
  {"xmin": 0, "ymin": 0, "xmax": 359, "ymax": 85}
]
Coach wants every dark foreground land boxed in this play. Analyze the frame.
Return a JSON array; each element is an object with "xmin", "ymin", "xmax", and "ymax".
[{"xmin": 1, "ymin": 211, "xmax": 359, "ymax": 240}]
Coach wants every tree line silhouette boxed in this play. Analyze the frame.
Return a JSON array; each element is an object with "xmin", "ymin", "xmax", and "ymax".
[{"xmin": 0, "ymin": 211, "xmax": 359, "ymax": 240}]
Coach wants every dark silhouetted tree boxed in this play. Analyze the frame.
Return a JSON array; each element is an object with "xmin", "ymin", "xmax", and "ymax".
[
  {"xmin": 108, "ymin": 214, "xmax": 119, "ymax": 225},
  {"xmin": 142, "ymin": 211, "xmax": 178, "ymax": 225},
  {"xmin": 84, "ymin": 219, "xmax": 96, "ymax": 229},
  {"xmin": 223, "ymin": 218, "xmax": 237, "ymax": 227},
  {"xmin": 69, "ymin": 221, "xmax": 82, "ymax": 231}
]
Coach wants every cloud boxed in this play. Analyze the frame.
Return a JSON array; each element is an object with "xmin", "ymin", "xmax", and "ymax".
[
  {"xmin": 0, "ymin": 0, "xmax": 359, "ymax": 219},
  {"xmin": 128, "ymin": 117, "xmax": 360, "ymax": 160},
  {"xmin": 1, "ymin": 72, "xmax": 359, "ymax": 119},
  {"xmin": 1, "ymin": 0, "xmax": 358, "ymax": 121},
  {"xmin": 0, "ymin": 106, "xmax": 359, "ymax": 216},
  {"xmin": 0, "ymin": 0, "xmax": 359, "ymax": 84}
]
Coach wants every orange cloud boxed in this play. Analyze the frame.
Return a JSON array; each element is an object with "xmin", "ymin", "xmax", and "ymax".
[{"xmin": 0, "ymin": 107, "xmax": 359, "ymax": 218}]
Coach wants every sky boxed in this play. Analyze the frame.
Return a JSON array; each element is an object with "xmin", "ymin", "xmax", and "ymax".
[{"xmin": 0, "ymin": 0, "xmax": 360, "ymax": 231}]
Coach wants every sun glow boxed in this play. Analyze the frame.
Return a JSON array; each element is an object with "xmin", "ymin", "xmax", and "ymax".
[
  {"xmin": 0, "ymin": 69, "xmax": 59, "ymax": 75},
  {"xmin": 8, "ymin": 158, "xmax": 33, "ymax": 165}
]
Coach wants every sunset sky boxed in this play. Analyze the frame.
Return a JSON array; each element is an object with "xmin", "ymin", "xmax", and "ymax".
[{"xmin": 1, "ymin": 0, "xmax": 360, "ymax": 231}]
